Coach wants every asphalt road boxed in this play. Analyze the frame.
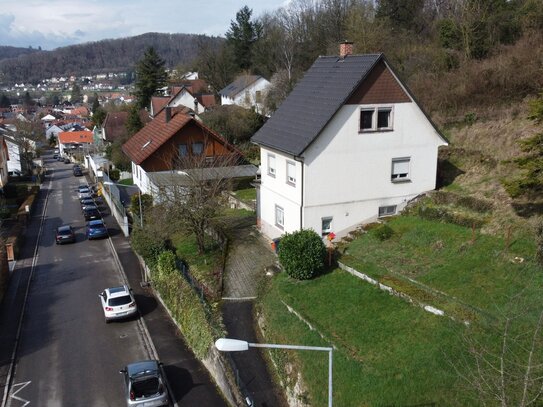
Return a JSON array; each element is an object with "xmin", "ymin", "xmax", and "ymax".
[{"xmin": 5, "ymin": 158, "xmax": 153, "ymax": 406}]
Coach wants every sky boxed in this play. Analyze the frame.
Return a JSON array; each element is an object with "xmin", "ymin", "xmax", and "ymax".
[{"xmin": 0, "ymin": 0, "xmax": 289, "ymax": 50}]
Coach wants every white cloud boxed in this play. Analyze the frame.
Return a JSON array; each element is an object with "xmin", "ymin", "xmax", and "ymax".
[{"xmin": 0, "ymin": 1, "xmax": 289, "ymax": 50}]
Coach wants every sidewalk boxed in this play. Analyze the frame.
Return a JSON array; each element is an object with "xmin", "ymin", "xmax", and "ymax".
[{"xmin": 221, "ymin": 216, "xmax": 288, "ymax": 407}]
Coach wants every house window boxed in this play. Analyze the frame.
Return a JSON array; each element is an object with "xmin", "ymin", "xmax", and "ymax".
[
  {"xmin": 391, "ymin": 158, "xmax": 410, "ymax": 182},
  {"xmin": 378, "ymin": 205, "xmax": 397, "ymax": 217},
  {"xmin": 268, "ymin": 154, "xmax": 276, "ymax": 177},
  {"xmin": 275, "ymin": 205, "xmax": 284, "ymax": 229},
  {"xmin": 192, "ymin": 142, "xmax": 203, "ymax": 155},
  {"xmin": 360, "ymin": 107, "xmax": 393, "ymax": 132},
  {"xmin": 360, "ymin": 109, "xmax": 374, "ymax": 130},
  {"xmin": 322, "ymin": 217, "xmax": 333, "ymax": 236},
  {"xmin": 179, "ymin": 144, "xmax": 188, "ymax": 157},
  {"xmin": 205, "ymin": 156, "xmax": 214, "ymax": 165},
  {"xmin": 286, "ymin": 161, "xmax": 296, "ymax": 185}
]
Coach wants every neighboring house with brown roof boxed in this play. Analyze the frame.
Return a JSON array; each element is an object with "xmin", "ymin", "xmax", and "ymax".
[
  {"xmin": 101, "ymin": 112, "xmax": 129, "ymax": 143},
  {"xmin": 150, "ymin": 81, "xmax": 216, "ymax": 117},
  {"xmin": 219, "ymin": 75, "xmax": 270, "ymax": 113},
  {"xmin": 122, "ymin": 107, "xmax": 256, "ymax": 200},
  {"xmin": 58, "ymin": 130, "xmax": 93, "ymax": 156},
  {"xmin": 251, "ymin": 43, "xmax": 448, "ymax": 241}
]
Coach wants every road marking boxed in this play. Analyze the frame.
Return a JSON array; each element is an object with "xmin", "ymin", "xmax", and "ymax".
[{"xmin": 9, "ymin": 381, "xmax": 31, "ymax": 406}]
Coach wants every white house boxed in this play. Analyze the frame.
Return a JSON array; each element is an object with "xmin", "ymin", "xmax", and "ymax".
[
  {"xmin": 251, "ymin": 43, "xmax": 448, "ymax": 241},
  {"xmin": 4, "ymin": 136, "xmax": 22, "ymax": 173},
  {"xmin": 219, "ymin": 75, "xmax": 270, "ymax": 113},
  {"xmin": 45, "ymin": 124, "xmax": 63, "ymax": 140}
]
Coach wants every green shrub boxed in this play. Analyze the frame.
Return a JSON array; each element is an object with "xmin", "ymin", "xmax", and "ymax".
[
  {"xmin": 151, "ymin": 250, "xmax": 216, "ymax": 359},
  {"xmin": 278, "ymin": 229, "xmax": 326, "ymax": 280},
  {"xmin": 130, "ymin": 227, "xmax": 166, "ymax": 268},
  {"xmin": 109, "ymin": 169, "xmax": 120, "ymax": 181},
  {"xmin": 373, "ymin": 224, "xmax": 395, "ymax": 241}
]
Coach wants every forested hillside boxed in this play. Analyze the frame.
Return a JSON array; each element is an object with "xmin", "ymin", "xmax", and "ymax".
[
  {"xmin": 193, "ymin": 0, "xmax": 543, "ymax": 119},
  {"xmin": 0, "ymin": 33, "xmax": 223, "ymax": 84},
  {"xmin": 0, "ymin": 46, "xmax": 40, "ymax": 61}
]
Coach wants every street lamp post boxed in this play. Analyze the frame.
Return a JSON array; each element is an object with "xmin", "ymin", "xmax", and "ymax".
[{"xmin": 215, "ymin": 338, "xmax": 333, "ymax": 407}]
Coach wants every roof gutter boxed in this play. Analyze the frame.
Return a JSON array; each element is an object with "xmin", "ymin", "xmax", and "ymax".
[{"xmin": 294, "ymin": 156, "xmax": 304, "ymax": 231}]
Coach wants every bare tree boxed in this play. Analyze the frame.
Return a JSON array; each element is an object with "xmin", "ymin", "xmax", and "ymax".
[
  {"xmin": 12, "ymin": 118, "xmax": 45, "ymax": 174},
  {"xmin": 152, "ymin": 144, "xmax": 244, "ymax": 254},
  {"xmin": 453, "ymin": 299, "xmax": 543, "ymax": 406}
]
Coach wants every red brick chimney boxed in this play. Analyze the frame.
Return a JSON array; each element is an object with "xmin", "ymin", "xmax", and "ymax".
[
  {"xmin": 339, "ymin": 41, "xmax": 353, "ymax": 58},
  {"xmin": 164, "ymin": 106, "xmax": 171, "ymax": 123}
]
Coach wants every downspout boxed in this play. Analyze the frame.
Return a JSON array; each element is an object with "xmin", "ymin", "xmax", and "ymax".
[{"xmin": 295, "ymin": 156, "xmax": 304, "ymax": 230}]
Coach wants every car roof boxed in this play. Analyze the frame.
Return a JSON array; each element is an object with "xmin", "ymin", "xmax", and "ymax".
[
  {"xmin": 106, "ymin": 285, "xmax": 130, "ymax": 297},
  {"xmin": 126, "ymin": 360, "xmax": 160, "ymax": 378},
  {"xmin": 57, "ymin": 225, "xmax": 72, "ymax": 232}
]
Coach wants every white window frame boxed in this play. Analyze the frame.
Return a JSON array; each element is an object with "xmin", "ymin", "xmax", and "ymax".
[
  {"xmin": 391, "ymin": 157, "xmax": 411, "ymax": 182},
  {"xmin": 286, "ymin": 161, "xmax": 296, "ymax": 186},
  {"xmin": 267, "ymin": 154, "xmax": 276, "ymax": 177},
  {"xmin": 360, "ymin": 106, "xmax": 393, "ymax": 132},
  {"xmin": 321, "ymin": 217, "xmax": 333, "ymax": 236},
  {"xmin": 275, "ymin": 205, "xmax": 284, "ymax": 229},
  {"xmin": 378, "ymin": 205, "xmax": 397, "ymax": 218}
]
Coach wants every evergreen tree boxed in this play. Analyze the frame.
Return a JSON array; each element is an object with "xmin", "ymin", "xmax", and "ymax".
[
  {"xmin": 71, "ymin": 84, "xmax": 82, "ymax": 103},
  {"xmin": 22, "ymin": 91, "xmax": 33, "ymax": 108},
  {"xmin": 0, "ymin": 93, "xmax": 10, "ymax": 108},
  {"xmin": 226, "ymin": 6, "xmax": 263, "ymax": 71},
  {"xmin": 126, "ymin": 104, "xmax": 143, "ymax": 135},
  {"xmin": 134, "ymin": 47, "xmax": 167, "ymax": 109},
  {"xmin": 91, "ymin": 92, "xmax": 100, "ymax": 113}
]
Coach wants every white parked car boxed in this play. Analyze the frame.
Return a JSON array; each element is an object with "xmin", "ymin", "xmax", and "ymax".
[{"xmin": 99, "ymin": 286, "xmax": 138, "ymax": 323}]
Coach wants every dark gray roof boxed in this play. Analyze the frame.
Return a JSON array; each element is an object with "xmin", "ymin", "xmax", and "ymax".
[
  {"xmin": 219, "ymin": 75, "xmax": 262, "ymax": 98},
  {"xmin": 251, "ymin": 54, "xmax": 383, "ymax": 156}
]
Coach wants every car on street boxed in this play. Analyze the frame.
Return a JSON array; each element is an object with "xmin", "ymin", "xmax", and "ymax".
[
  {"xmin": 73, "ymin": 166, "xmax": 83, "ymax": 176},
  {"xmin": 55, "ymin": 225, "xmax": 76, "ymax": 244},
  {"xmin": 53, "ymin": 153, "xmax": 58, "ymax": 159},
  {"xmin": 83, "ymin": 206, "xmax": 101, "ymax": 221},
  {"xmin": 64, "ymin": 157, "xmax": 71, "ymax": 164},
  {"xmin": 87, "ymin": 219, "xmax": 108, "ymax": 240},
  {"xmin": 119, "ymin": 360, "xmax": 169, "ymax": 406},
  {"xmin": 99, "ymin": 285, "xmax": 137, "ymax": 322},
  {"xmin": 80, "ymin": 197, "xmax": 95, "ymax": 208}
]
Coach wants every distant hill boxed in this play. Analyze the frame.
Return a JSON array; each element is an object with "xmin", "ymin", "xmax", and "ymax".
[
  {"xmin": 0, "ymin": 33, "xmax": 223, "ymax": 84},
  {"xmin": 0, "ymin": 45, "xmax": 41, "ymax": 61}
]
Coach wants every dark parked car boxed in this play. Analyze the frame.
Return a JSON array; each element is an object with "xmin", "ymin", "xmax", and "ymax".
[
  {"xmin": 53, "ymin": 153, "xmax": 58, "ymax": 159},
  {"xmin": 87, "ymin": 219, "xmax": 108, "ymax": 240},
  {"xmin": 80, "ymin": 197, "xmax": 95, "ymax": 208},
  {"xmin": 64, "ymin": 157, "xmax": 71, "ymax": 164},
  {"xmin": 83, "ymin": 206, "xmax": 101, "ymax": 221},
  {"xmin": 55, "ymin": 225, "xmax": 76, "ymax": 244},
  {"xmin": 119, "ymin": 360, "xmax": 169, "ymax": 407},
  {"xmin": 73, "ymin": 167, "xmax": 83, "ymax": 176}
]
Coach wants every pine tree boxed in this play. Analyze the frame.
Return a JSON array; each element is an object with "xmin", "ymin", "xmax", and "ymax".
[
  {"xmin": 226, "ymin": 6, "xmax": 263, "ymax": 71},
  {"xmin": 126, "ymin": 105, "xmax": 143, "ymax": 135},
  {"xmin": 134, "ymin": 47, "xmax": 167, "ymax": 109},
  {"xmin": 71, "ymin": 84, "xmax": 82, "ymax": 103}
]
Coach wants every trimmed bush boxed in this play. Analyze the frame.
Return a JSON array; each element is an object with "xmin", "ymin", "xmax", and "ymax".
[
  {"xmin": 417, "ymin": 205, "xmax": 486, "ymax": 228},
  {"xmin": 278, "ymin": 229, "xmax": 326, "ymax": 280}
]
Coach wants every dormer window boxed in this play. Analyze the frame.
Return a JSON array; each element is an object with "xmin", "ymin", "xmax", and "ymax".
[{"xmin": 360, "ymin": 107, "xmax": 393, "ymax": 132}]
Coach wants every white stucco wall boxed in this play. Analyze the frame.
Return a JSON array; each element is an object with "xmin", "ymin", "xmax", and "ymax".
[
  {"xmin": 5, "ymin": 139, "xmax": 21, "ymax": 172},
  {"xmin": 221, "ymin": 78, "xmax": 270, "ymax": 113},
  {"xmin": 170, "ymin": 90, "xmax": 206, "ymax": 114},
  {"xmin": 257, "ymin": 101, "xmax": 447, "ymax": 239}
]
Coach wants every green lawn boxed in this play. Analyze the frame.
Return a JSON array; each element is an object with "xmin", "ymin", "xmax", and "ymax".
[
  {"xmin": 233, "ymin": 187, "xmax": 256, "ymax": 202},
  {"xmin": 342, "ymin": 216, "xmax": 542, "ymax": 316},
  {"xmin": 259, "ymin": 215, "xmax": 543, "ymax": 406},
  {"xmin": 260, "ymin": 271, "xmax": 472, "ymax": 406}
]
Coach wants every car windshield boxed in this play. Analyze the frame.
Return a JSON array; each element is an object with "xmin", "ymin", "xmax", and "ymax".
[
  {"xmin": 58, "ymin": 228, "xmax": 72, "ymax": 235},
  {"xmin": 108, "ymin": 295, "xmax": 132, "ymax": 306},
  {"xmin": 90, "ymin": 223, "xmax": 104, "ymax": 229},
  {"xmin": 131, "ymin": 377, "xmax": 159, "ymax": 398}
]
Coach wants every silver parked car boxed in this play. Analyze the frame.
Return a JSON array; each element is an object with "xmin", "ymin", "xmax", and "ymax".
[{"xmin": 119, "ymin": 360, "xmax": 169, "ymax": 406}]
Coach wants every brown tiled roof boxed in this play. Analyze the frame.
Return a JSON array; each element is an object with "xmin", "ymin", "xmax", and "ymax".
[
  {"xmin": 122, "ymin": 107, "xmax": 236, "ymax": 166},
  {"xmin": 122, "ymin": 108, "xmax": 192, "ymax": 165},
  {"xmin": 102, "ymin": 112, "xmax": 129, "ymax": 142},
  {"xmin": 58, "ymin": 131, "xmax": 93, "ymax": 144},
  {"xmin": 151, "ymin": 97, "xmax": 169, "ymax": 116},
  {"xmin": 197, "ymin": 94, "xmax": 216, "ymax": 108}
]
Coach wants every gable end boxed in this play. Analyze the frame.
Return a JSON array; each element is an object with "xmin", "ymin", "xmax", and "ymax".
[{"xmin": 346, "ymin": 60, "xmax": 411, "ymax": 105}]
